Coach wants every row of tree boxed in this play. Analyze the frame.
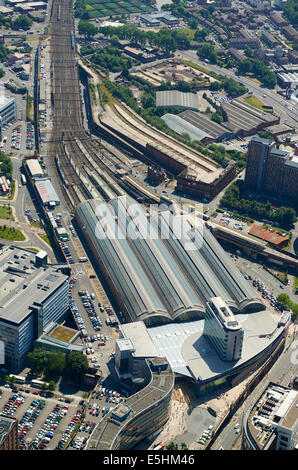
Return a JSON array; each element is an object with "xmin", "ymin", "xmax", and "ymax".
[
  {"xmin": 237, "ymin": 58, "xmax": 277, "ymax": 88},
  {"xmin": 283, "ymin": 0, "xmax": 298, "ymax": 27},
  {"xmin": 209, "ymin": 78, "xmax": 247, "ymax": 98},
  {"xmin": 277, "ymin": 294, "xmax": 298, "ymax": 319},
  {"xmin": 98, "ymin": 24, "xmax": 192, "ymax": 52},
  {"xmin": 91, "ymin": 46, "xmax": 133, "ymax": 73},
  {"xmin": 220, "ymin": 181, "xmax": 297, "ymax": 226},
  {"xmin": 28, "ymin": 349, "xmax": 89, "ymax": 383},
  {"xmin": 0, "ymin": 151, "xmax": 13, "ymax": 181}
]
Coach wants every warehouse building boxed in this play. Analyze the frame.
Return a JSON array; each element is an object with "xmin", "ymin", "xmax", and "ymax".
[
  {"xmin": 162, "ymin": 113, "xmax": 212, "ymax": 143},
  {"xmin": 0, "ymin": 245, "xmax": 69, "ymax": 371},
  {"xmin": 26, "ymin": 159, "xmax": 44, "ymax": 179},
  {"xmin": 178, "ymin": 110, "xmax": 235, "ymax": 142},
  {"xmin": 178, "ymin": 99, "xmax": 279, "ymax": 142},
  {"xmin": 276, "ymin": 71, "xmax": 298, "ymax": 88},
  {"xmin": 34, "ymin": 179, "xmax": 60, "ymax": 207},
  {"xmin": 156, "ymin": 90, "xmax": 199, "ymax": 110},
  {"xmin": 75, "ymin": 197, "xmax": 264, "ymax": 327},
  {"xmin": 248, "ymin": 225, "xmax": 289, "ymax": 248}
]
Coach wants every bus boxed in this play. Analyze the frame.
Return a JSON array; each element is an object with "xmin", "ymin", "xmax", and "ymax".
[
  {"xmin": 9, "ymin": 374, "xmax": 26, "ymax": 384},
  {"xmin": 21, "ymin": 174, "xmax": 27, "ymax": 185},
  {"xmin": 31, "ymin": 379, "xmax": 48, "ymax": 389}
]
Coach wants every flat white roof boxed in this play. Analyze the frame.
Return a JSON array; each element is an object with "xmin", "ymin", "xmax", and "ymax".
[{"xmin": 148, "ymin": 309, "xmax": 283, "ymax": 382}]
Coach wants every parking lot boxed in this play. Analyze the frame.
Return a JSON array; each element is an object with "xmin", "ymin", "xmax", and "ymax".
[
  {"xmin": 69, "ymin": 383, "xmax": 126, "ymax": 450},
  {"xmin": 0, "ymin": 385, "xmax": 82, "ymax": 450}
]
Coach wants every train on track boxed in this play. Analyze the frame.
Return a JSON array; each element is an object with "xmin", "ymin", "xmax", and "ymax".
[
  {"xmin": 55, "ymin": 154, "xmax": 69, "ymax": 188},
  {"xmin": 70, "ymin": 31, "xmax": 75, "ymax": 50}
]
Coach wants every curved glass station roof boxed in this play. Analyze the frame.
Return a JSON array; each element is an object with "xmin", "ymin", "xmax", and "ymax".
[{"xmin": 75, "ymin": 197, "xmax": 263, "ymax": 325}]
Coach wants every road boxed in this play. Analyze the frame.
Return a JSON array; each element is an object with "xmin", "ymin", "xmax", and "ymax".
[
  {"xmin": 175, "ymin": 51, "xmax": 298, "ymax": 126},
  {"xmin": 211, "ymin": 328, "xmax": 298, "ymax": 450}
]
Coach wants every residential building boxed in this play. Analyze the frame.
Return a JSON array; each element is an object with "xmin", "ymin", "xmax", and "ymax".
[
  {"xmin": 245, "ymin": 136, "xmax": 298, "ymax": 200},
  {"xmin": 228, "ymin": 37, "xmax": 261, "ymax": 49}
]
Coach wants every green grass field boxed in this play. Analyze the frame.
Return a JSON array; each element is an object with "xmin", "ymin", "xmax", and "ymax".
[
  {"xmin": 86, "ymin": 0, "xmax": 154, "ymax": 17},
  {"xmin": 0, "ymin": 226, "xmax": 25, "ymax": 241},
  {"xmin": 0, "ymin": 205, "xmax": 14, "ymax": 221}
]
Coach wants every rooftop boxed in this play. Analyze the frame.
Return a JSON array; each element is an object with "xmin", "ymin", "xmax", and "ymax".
[
  {"xmin": 35, "ymin": 179, "xmax": 60, "ymax": 204},
  {"xmin": 119, "ymin": 321, "xmax": 159, "ymax": 358},
  {"xmin": 148, "ymin": 308, "xmax": 284, "ymax": 382},
  {"xmin": 248, "ymin": 225, "xmax": 289, "ymax": 246},
  {"xmin": 0, "ymin": 245, "xmax": 68, "ymax": 325},
  {"xmin": 87, "ymin": 358, "xmax": 174, "ymax": 450},
  {"xmin": 156, "ymin": 90, "xmax": 199, "ymax": 110}
]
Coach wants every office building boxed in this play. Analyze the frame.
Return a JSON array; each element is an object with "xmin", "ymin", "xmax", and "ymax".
[
  {"xmin": 0, "ymin": 246, "xmax": 69, "ymax": 371},
  {"xmin": 0, "ymin": 415, "xmax": 18, "ymax": 450},
  {"xmin": 245, "ymin": 136, "xmax": 298, "ymax": 200},
  {"xmin": 115, "ymin": 322, "xmax": 160, "ymax": 381},
  {"xmin": 0, "ymin": 96, "xmax": 16, "ymax": 140},
  {"xmin": 203, "ymin": 297, "xmax": 244, "ymax": 361}
]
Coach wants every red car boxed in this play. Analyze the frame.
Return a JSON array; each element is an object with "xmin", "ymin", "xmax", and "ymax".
[{"xmin": 32, "ymin": 391, "xmax": 39, "ymax": 395}]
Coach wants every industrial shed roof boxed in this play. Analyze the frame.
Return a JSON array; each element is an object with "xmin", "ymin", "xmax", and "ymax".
[
  {"xmin": 26, "ymin": 159, "xmax": 44, "ymax": 178},
  {"xmin": 162, "ymin": 113, "xmax": 211, "ymax": 142},
  {"xmin": 35, "ymin": 179, "xmax": 60, "ymax": 205},
  {"xmin": 75, "ymin": 197, "xmax": 263, "ymax": 326},
  {"xmin": 156, "ymin": 90, "xmax": 199, "ymax": 110},
  {"xmin": 179, "ymin": 110, "xmax": 232, "ymax": 140}
]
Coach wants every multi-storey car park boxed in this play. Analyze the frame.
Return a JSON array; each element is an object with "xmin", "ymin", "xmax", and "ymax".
[
  {"xmin": 0, "ymin": 245, "xmax": 69, "ymax": 371},
  {"xmin": 87, "ymin": 357, "xmax": 174, "ymax": 450},
  {"xmin": 75, "ymin": 196, "xmax": 263, "ymax": 327}
]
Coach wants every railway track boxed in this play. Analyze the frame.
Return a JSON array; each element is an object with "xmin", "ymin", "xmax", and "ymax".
[{"xmin": 49, "ymin": 0, "xmax": 170, "ymax": 208}]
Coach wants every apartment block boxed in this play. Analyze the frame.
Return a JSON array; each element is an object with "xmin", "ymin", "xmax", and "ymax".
[{"xmin": 245, "ymin": 137, "xmax": 298, "ymax": 200}]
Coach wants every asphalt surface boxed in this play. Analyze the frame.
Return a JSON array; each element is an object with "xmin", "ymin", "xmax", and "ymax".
[
  {"xmin": 211, "ymin": 328, "xmax": 298, "ymax": 450},
  {"xmin": 175, "ymin": 51, "xmax": 298, "ymax": 126}
]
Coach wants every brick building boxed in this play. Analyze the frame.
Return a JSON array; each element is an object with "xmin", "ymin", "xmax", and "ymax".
[
  {"xmin": 245, "ymin": 136, "xmax": 298, "ymax": 200},
  {"xmin": 0, "ymin": 415, "xmax": 18, "ymax": 450}
]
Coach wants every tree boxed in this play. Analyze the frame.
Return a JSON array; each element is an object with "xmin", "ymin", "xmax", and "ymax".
[
  {"xmin": 166, "ymin": 441, "xmax": 179, "ymax": 450},
  {"xmin": 194, "ymin": 28, "xmax": 209, "ymax": 41},
  {"xmin": 28, "ymin": 348, "xmax": 47, "ymax": 375},
  {"xmin": 78, "ymin": 20, "xmax": 98, "ymax": 38},
  {"xmin": 45, "ymin": 352, "xmax": 66, "ymax": 377},
  {"xmin": 64, "ymin": 351, "xmax": 88, "ymax": 383},
  {"xmin": 48, "ymin": 380, "xmax": 56, "ymax": 391},
  {"xmin": 244, "ymin": 46, "xmax": 253, "ymax": 58},
  {"xmin": 12, "ymin": 16, "xmax": 33, "ymax": 31}
]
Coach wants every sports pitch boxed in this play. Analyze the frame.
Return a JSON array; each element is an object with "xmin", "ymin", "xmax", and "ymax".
[{"xmin": 86, "ymin": 0, "xmax": 154, "ymax": 18}]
